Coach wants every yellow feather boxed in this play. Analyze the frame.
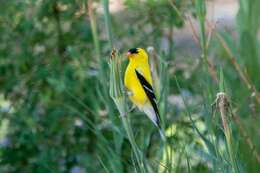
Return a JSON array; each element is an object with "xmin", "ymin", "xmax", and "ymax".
[
  {"xmin": 124, "ymin": 48, "xmax": 153, "ymax": 108},
  {"xmin": 124, "ymin": 48, "xmax": 165, "ymax": 140}
]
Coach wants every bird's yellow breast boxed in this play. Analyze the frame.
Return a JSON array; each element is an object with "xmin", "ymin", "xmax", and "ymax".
[{"xmin": 124, "ymin": 61, "xmax": 152, "ymax": 106}]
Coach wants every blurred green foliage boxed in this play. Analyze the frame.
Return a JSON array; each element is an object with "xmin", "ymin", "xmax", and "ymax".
[{"xmin": 0, "ymin": 0, "xmax": 259, "ymax": 173}]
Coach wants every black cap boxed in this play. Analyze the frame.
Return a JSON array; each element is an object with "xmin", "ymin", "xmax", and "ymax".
[{"xmin": 128, "ymin": 48, "xmax": 138, "ymax": 54}]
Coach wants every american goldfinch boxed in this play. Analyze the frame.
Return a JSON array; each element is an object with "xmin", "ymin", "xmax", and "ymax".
[{"xmin": 124, "ymin": 48, "xmax": 165, "ymax": 139}]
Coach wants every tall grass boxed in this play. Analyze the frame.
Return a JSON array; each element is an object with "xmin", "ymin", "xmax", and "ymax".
[
  {"xmin": 194, "ymin": 1, "xmax": 259, "ymax": 173},
  {"xmin": 1, "ymin": 0, "xmax": 259, "ymax": 172},
  {"xmin": 95, "ymin": 0, "xmax": 259, "ymax": 172},
  {"xmin": 102, "ymin": 0, "xmax": 113, "ymax": 49}
]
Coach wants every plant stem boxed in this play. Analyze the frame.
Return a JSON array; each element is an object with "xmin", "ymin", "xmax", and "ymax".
[
  {"xmin": 87, "ymin": 0, "xmax": 101, "ymax": 61},
  {"xmin": 102, "ymin": 0, "xmax": 113, "ymax": 49},
  {"xmin": 109, "ymin": 49, "xmax": 145, "ymax": 172},
  {"xmin": 216, "ymin": 93, "xmax": 239, "ymax": 173}
]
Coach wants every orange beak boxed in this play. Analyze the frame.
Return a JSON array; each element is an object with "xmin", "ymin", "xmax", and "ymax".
[{"xmin": 126, "ymin": 51, "xmax": 131, "ymax": 58}]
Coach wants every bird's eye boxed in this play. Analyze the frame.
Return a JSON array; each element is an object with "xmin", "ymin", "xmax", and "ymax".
[{"xmin": 128, "ymin": 48, "xmax": 138, "ymax": 54}]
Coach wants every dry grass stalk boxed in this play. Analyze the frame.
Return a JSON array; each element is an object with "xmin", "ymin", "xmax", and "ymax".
[
  {"xmin": 216, "ymin": 33, "xmax": 260, "ymax": 104},
  {"xmin": 187, "ymin": 16, "xmax": 200, "ymax": 45},
  {"xmin": 206, "ymin": 59, "xmax": 218, "ymax": 83},
  {"xmin": 212, "ymin": 92, "xmax": 239, "ymax": 173},
  {"xmin": 205, "ymin": 20, "xmax": 217, "ymax": 49},
  {"xmin": 213, "ymin": 92, "xmax": 230, "ymax": 131},
  {"xmin": 231, "ymin": 110, "xmax": 260, "ymax": 163},
  {"xmin": 187, "ymin": 16, "xmax": 218, "ymax": 83},
  {"xmin": 213, "ymin": 92, "xmax": 260, "ymax": 163}
]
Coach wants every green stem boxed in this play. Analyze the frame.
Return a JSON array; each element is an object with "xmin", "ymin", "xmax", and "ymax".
[
  {"xmin": 122, "ymin": 116, "xmax": 145, "ymax": 172},
  {"xmin": 109, "ymin": 50, "xmax": 145, "ymax": 172},
  {"xmin": 88, "ymin": 1, "xmax": 101, "ymax": 61},
  {"xmin": 102, "ymin": 0, "xmax": 113, "ymax": 49},
  {"xmin": 218, "ymin": 92, "xmax": 239, "ymax": 173},
  {"xmin": 224, "ymin": 122, "xmax": 239, "ymax": 173}
]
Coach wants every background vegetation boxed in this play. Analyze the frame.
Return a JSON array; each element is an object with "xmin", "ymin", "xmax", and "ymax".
[{"xmin": 0, "ymin": 0, "xmax": 259, "ymax": 172}]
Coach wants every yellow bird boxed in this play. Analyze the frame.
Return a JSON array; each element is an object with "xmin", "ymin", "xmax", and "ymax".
[{"xmin": 124, "ymin": 48, "xmax": 164, "ymax": 139}]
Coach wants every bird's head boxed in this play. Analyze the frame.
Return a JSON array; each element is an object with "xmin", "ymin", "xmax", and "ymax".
[{"xmin": 126, "ymin": 48, "xmax": 148, "ymax": 62}]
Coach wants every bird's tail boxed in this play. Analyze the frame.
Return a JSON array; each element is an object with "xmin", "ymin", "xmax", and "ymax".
[
  {"xmin": 142, "ymin": 104, "xmax": 166, "ymax": 141},
  {"xmin": 159, "ymin": 128, "xmax": 166, "ymax": 141}
]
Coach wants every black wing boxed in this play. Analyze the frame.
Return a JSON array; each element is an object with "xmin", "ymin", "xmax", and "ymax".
[{"xmin": 135, "ymin": 69, "xmax": 161, "ymax": 126}]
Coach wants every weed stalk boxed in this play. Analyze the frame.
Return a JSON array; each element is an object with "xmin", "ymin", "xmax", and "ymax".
[
  {"xmin": 109, "ymin": 49, "xmax": 145, "ymax": 172},
  {"xmin": 102, "ymin": 0, "xmax": 113, "ymax": 49},
  {"xmin": 213, "ymin": 92, "xmax": 239, "ymax": 173},
  {"xmin": 87, "ymin": 0, "xmax": 101, "ymax": 60}
]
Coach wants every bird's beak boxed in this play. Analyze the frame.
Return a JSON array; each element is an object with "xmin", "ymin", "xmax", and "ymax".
[{"xmin": 126, "ymin": 51, "xmax": 131, "ymax": 58}]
